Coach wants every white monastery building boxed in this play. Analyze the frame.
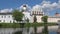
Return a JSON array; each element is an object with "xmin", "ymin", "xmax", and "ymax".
[
  {"xmin": 0, "ymin": 4, "xmax": 60, "ymax": 23},
  {"xmin": 0, "ymin": 12, "xmax": 13, "ymax": 23}
]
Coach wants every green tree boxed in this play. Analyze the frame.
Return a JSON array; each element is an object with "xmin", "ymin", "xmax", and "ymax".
[
  {"xmin": 12, "ymin": 10, "xmax": 24, "ymax": 23},
  {"xmin": 41, "ymin": 16, "xmax": 48, "ymax": 34},
  {"xmin": 41, "ymin": 16, "xmax": 48, "ymax": 23},
  {"xmin": 34, "ymin": 15, "xmax": 37, "ymax": 23}
]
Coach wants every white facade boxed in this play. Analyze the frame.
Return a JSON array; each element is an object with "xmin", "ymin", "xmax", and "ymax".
[
  {"xmin": 48, "ymin": 17, "xmax": 60, "ymax": 23},
  {"xmin": 0, "ymin": 11, "xmax": 31, "ymax": 23},
  {"xmin": 0, "ymin": 12, "xmax": 60, "ymax": 23},
  {"xmin": 0, "ymin": 13, "xmax": 13, "ymax": 23},
  {"xmin": 36, "ymin": 16, "xmax": 42, "ymax": 23},
  {"xmin": 31, "ymin": 15, "xmax": 60, "ymax": 23}
]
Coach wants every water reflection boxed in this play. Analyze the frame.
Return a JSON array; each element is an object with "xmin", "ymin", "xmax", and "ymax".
[
  {"xmin": 0, "ymin": 26, "xmax": 58, "ymax": 34},
  {"xmin": 34, "ymin": 26, "xmax": 37, "ymax": 34},
  {"xmin": 42, "ymin": 24, "xmax": 48, "ymax": 34},
  {"xmin": 13, "ymin": 31, "xmax": 22, "ymax": 34}
]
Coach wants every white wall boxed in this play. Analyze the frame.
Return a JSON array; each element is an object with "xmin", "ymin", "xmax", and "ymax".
[
  {"xmin": 0, "ymin": 15, "xmax": 13, "ymax": 23},
  {"xmin": 29, "ymin": 16, "xmax": 34, "ymax": 23},
  {"xmin": 31, "ymin": 15, "xmax": 43, "ymax": 23},
  {"xmin": 0, "ymin": 14, "xmax": 60, "ymax": 23},
  {"xmin": 31, "ymin": 15, "xmax": 60, "ymax": 23},
  {"xmin": 48, "ymin": 17, "xmax": 60, "ymax": 23},
  {"xmin": 36, "ymin": 16, "xmax": 42, "ymax": 23}
]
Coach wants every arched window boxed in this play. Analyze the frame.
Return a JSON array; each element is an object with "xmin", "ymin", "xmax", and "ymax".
[{"xmin": 0, "ymin": 20, "xmax": 1, "ymax": 22}]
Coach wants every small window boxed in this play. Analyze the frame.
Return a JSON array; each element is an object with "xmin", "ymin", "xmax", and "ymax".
[
  {"xmin": 10, "ymin": 21, "xmax": 11, "ymax": 23},
  {"xmin": 3, "ymin": 20, "xmax": 5, "ymax": 22},
  {"xmin": 13, "ymin": 20, "xmax": 15, "ymax": 23},
  {"xmin": 8, "ymin": 16, "xmax": 10, "ymax": 18},
  {"xmin": 1, "ymin": 16, "xmax": 3, "ymax": 18}
]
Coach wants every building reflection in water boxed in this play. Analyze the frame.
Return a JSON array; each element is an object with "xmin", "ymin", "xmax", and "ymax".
[
  {"xmin": 13, "ymin": 27, "xmax": 43, "ymax": 34},
  {"xmin": 13, "ymin": 27, "xmax": 33, "ymax": 34},
  {"xmin": 57, "ymin": 20, "xmax": 60, "ymax": 34},
  {"xmin": 0, "ymin": 26, "xmax": 58, "ymax": 34}
]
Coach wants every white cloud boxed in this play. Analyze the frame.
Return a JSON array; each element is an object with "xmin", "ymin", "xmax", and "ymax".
[
  {"xmin": 32, "ymin": 5, "xmax": 43, "ymax": 12},
  {"xmin": 41, "ymin": 1, "xmax": 56, "ymax": 10},
  {"xmin": 41, "ymin": 1, "xmax": 51, "ymax": 5},
  {"xmin": 0, "ymin": 0, "xmax": 60, "ymax": 14},
  {"xmin": 58, "ymin": 0, "xmax": 60, "ymax": 3},
  {"xmin": 37, "ymin": 0, "xmax": 60, "ymax": 12},
  {"xmin": 0, "ymin": 8, "xmax": 13, "ymax": 13},
  {"xmin": 32, "ymin": 0, "xmax": 60, "ymax": 15}
]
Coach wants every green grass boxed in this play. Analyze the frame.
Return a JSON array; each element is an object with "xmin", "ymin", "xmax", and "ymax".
[
  {"xmin": 0, "ymin": 23, "xmax": 20, "ymax": 28},
  {"xmin": 24, "ymin": 23, "xmax": 57, "ymax": 27},
  {"xmin": 0, "ymin": 23, "xmax": 57, "ymax": 28}
]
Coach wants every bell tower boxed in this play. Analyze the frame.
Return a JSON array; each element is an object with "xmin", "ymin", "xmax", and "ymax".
[{"xmin": 22, "ymin": 4, "xmax": 27, "ymax": 11}]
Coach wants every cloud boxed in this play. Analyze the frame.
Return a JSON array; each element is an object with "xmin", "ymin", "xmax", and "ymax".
[
  {"xmin": 41, "ymin": 1, "xmax": 56, "ymax": 10},
  {"xmin": 32, "ymin": 5, "xmax": 43, "ymax": 12},
  {"xmin": 32, "ymin": 0, "xmax": 60, "ymax": 15},
  {"xmin": 41, "ymin": 0, "xmax": 60, "ymax": 11},
  {"xmin": 0, "ymin": 0, "xmax": 60, "ymax": 14},
  {"xmin": 58, "ymin": 0, "xmax": 60, "ymax": 3},
  {"xmin": 0, "ymin": 8, "xmax": 13, "ymax": 13}
]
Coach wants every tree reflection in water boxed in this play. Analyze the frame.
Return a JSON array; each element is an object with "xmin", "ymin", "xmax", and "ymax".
[
  {"xmin": 13, "ymin": 23, "xmax": 25, "ymax": 34},
  {"xmin": 13, "ymin": 31, "xmax": 22, "ymax": 34},
  {"xmin": 34, "ymin": 26, "xmax": 37, "ymax": 34},
  {"xmin": 13, "ymin": 27, "xmax": 30, "ymax": 34},
  {"xmin": 42, "ymin": 24, "xmax": 48, "ymax": 34}
]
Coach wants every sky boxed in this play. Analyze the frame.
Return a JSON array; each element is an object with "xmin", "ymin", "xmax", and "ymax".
[{"xmin": 0, "ymin": 0, "xmax": 60, "ymax": 16}]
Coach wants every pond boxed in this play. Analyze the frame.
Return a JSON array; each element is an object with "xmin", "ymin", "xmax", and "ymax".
[{"xmin": 0, "ymin": 26, "xmax": 59, "ymax": 34}]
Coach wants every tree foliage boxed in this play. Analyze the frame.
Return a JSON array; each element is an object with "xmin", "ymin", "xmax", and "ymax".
[
  {"xmin": 41, "ymin": 16, "xmax": 48, "ymax": 23},
  {"xmin": 41, "ymin": 16, "xmax": 48, "ymax": 34},
  {"xmin": 12, "ymin": 10, "xmax": 24, "ymax": 22}
]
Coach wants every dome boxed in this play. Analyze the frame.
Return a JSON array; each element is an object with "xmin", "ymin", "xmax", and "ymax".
[
  {"xmin": 32, "ymin": 5, "xmax": 43, "ymax": 12},
  {"xmin": 20, "ymin": 4, "xmax": 31, "ymax": 12},
  {"xmin": 23, "ymin": 4, "xmax": 27, "ymax": 7},
  {"xmin": 22, "ymin": 4, "xmax": 27, "ymax": 10}
]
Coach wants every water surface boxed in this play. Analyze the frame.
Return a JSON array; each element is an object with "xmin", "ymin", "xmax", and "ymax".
[{"xmin": 0, "ymin": 26, "xmax": 59, "ymax": 34}]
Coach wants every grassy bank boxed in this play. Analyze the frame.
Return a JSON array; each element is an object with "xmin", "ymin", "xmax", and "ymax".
[
  {"xmin": 0, "ymin": 23, "xmax": 58, "ymax": 28},
  {"xmin": 0, "ymin": 23, "xmax": 20, "ymax": 28},
  {"xmin": 24, "ymin": 23, "xmax": 57, "ymax": 27}
]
